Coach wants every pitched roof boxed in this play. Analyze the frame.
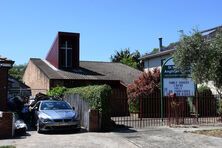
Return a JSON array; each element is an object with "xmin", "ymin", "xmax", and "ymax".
[
  {"xmin": 0, "ymin": 55, "xmax": 14, "ymax": 68},
  {"xmin": 8, "ymin": 75, "xmax": 30, "ymax": 89},
  {"xmin": 0, "ymin": 55, "xmax": 13, "ymax": 62},
  {"xmin": 30, "ymin": 58, "xmax": 142, "ymax": 85},
  {"xmin": 140, "ymin": 49, "xmax": 175, "ymax": 60}
]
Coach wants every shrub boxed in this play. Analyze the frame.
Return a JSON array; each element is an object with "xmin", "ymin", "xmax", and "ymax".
[
  {"xmin": 198, "ymin": 85, "xmax": 213, "ymax": 95},
  {"xmin": 47, "ymin": 86, "xmax": 67, "ymax": 97},
  {"xmin": 127, "ymin": 69, "xmax": 160, "ymax": 114},
  {"xmin": 128, "ymin": 99, "xmax": 139, "ymax": 113},
  {"xmin": 216, "ymin": 98, "xmax": 222, "ymax": 116},
  {"xmin": 127, "ymin": 68, "xmax": 160, "ymax": 104},
  {"xmin": 65, "ymin": 85, "xmax": 111, "ymax": 112}
]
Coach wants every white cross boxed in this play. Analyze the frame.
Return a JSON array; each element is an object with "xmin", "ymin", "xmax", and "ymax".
[{"xmin": 60, "ymin": 41, "xmax": 72, "ymax": 67}]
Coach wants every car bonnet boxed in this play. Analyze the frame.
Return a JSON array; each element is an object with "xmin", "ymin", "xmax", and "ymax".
[{"xmin": 40, "ymin": 110, "xmax": 76, "ymax": 119}]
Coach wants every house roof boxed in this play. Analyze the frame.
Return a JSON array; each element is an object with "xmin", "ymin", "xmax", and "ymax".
[
  {"xmin": 30, "ymin": 58, "xmax": 142, "ymax": 85},
  {"xmin": 140, "ymin": 48, "xmax": 175, "ymax": 60},
  {"xmin": 140, "ymin": 25, "xmax": 222, "ymax": 60},
  {"xmin": 0, "ymin": 55, "xmax": 14, "ymax": 68},
  {"xmin": 8, "ymin": 75, "xmax": 30, "ymax": 89},
  {"xmin": 0, "ymin": 55, "xmax": 14, "ymax": 62}
]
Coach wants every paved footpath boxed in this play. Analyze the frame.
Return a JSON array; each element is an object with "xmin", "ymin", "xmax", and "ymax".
[
  {"xmin": 1, "ymin": 126, "xmax": 222, "ymax": 148},
  {"xmin": 114, "ymin": 126, "xmax": 222, "ymax": 148},
  {"xmin": 0, "ymin": 131, "xmax": 137, "ymax": 148}
]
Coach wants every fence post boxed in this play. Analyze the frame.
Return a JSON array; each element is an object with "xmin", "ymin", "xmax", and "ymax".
[
  {"xmin": 139, "ymin": 96, "xmax": 142, "ymax": 128},
  {"xmin": 168, "ymin": 96, "xmax": 170, "ymax": 126},
  {"xmin": 196, "ymin": 91, "xmax": 199, "ymax": 123}
]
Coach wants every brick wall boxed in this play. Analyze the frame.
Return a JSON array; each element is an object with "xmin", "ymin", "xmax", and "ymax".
[
  {"xmin": 0, "ymin": 112, "xmax": 14, "ymax": 139},
  {"xmin": 88, "ymin": 109, "xmax": 100, "ymax": 132},
  {"xmin": 0, "ymin": 67, "xmax": 8, "ymax": 111}
]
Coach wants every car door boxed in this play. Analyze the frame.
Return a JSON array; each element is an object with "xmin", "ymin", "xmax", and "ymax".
[{"xmin": 32, "ymin": 102, "xmax": 41, "ymax": 125}]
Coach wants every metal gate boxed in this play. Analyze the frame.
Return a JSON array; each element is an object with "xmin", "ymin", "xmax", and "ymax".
[
  {"xmin": 111, "ymin": 93, "xmax": 167, "ymax": 128},
  {"xmin": 111, "ymin": 92, "xmax": 221, "ymax": 128}
]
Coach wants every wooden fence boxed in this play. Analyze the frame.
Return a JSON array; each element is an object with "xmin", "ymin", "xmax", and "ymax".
[{"xmin": 64, "ymin": 94, "xmax": 100, "ymax": 131}]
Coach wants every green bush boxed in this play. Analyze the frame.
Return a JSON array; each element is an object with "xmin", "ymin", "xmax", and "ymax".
[
  {"xmin": 47, "ymin": 86, "xmax": 67, "ymax": 97},
  {"xmin": 65, "ymin": 85, "xmax": 111, "ymax": 112},
  {"xmin": 217, "ymin": 99, "xmax": 222, "ymax": 116},
  {"xmin": 128, "ymin": 99, "xmax": 139, "ymax": 113},
  {"xmin": 198, "ymin": 85, "xmax": 212, "ymax": 95}
]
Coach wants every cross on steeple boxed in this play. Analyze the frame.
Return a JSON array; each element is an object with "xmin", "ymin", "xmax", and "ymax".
[{"xmin": 60, "ymin": 41, "xmax": 72, "ymax": 67}]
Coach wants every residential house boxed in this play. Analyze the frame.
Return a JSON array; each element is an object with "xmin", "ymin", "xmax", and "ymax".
[
  {"xmin": 140, "ymin": 38, "xmax": 175, "ymax": 72},
  {"xmin": 8, "ymin": 75, "xmax": 31, "ymax": 98},
  {"xmin": 140, "ymin": 25, "xmax": 222, "ymax": 94},
  {"xmin": 23, "ymin": 32, "xmax": 142, "ymax": 116},
  {"xmin": 140, "ymin": 25, "xmax": 222, "ymax": 72}
]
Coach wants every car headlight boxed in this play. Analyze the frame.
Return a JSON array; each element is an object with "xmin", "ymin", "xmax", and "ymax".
[
  {"xmin": 72, "ymin": 113, "xmax": 79, "ymax": 121},
  {"xmin": 39, "ymin": 118, "xmax": 53, "ymax": 123},
  {"xmin": 38, "ymin": 113, "xmax": 52, "ymax": 123}
]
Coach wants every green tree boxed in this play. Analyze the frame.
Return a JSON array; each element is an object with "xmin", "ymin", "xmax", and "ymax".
[
  {"xmin": 110, "ymin": 48, "xmax": 131, "ymax": 62},
  {"xmin": 110, "ymin": 48, "xmax": 142, "ymax": 70},
  {"xmin": 150, "ymin": 48, "xmax": 159, "ymax": 54},
  {"xmin": 120, "ymin": 56, "xmax": 137, "ymax": 69},
  {"xmin": 9, "ymin": 64, "xmax": 27, "ymax": 81},
  {"xmin": 173, "ymin": 30, "xmax": 222, "ymax": 96}
]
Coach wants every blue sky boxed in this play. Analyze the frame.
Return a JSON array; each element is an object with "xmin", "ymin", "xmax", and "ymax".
[{"xmin": 0, "ymin": 0, "xmax": 222, "ymax": 65}]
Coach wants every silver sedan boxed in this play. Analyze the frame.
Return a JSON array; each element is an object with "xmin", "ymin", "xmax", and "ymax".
[{"xmin": 33, "ymin": 100, "xmax": 80, "ymax": 133}]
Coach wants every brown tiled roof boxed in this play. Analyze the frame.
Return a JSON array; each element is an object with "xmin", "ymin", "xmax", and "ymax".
[{"xmin": 30, "ymin": 58, "xmax": 142, "ymax": 85}]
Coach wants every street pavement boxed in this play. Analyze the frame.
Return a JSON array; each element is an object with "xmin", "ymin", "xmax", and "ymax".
[
  {"xmin": 1, "ymin": 126, "xmax": 222, "ymax": 148},
  {"xmin": 114, "ymin": 126, "xmax": 222, "ymax": 148},
  {"xmin": 0, "ymin": 130, "xmax": 136, "ymax": 148}
]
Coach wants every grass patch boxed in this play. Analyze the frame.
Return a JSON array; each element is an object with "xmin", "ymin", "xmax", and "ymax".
[
  {"xmin": 191, "ymin": 129, "xmax": 222, "ymax": 138},
  {"xmin": 0, "ymin": 146, "xmax": 16, "ymax": 148}
]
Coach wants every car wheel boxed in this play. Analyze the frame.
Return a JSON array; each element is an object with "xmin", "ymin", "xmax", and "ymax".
[
  {"xmin": 21, "ymin": 128, "xmax": 27, "ymax": 135},
  {"xmin": 36, "ymin": 120, "xmax": 42, "ymax": 133}
]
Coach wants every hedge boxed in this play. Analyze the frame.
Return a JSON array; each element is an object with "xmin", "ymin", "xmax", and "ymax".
[
  {"xmin": 65, "ymin": 85, "xmax": 111, "ymax": 112},
  {"xmin": 47, "ymin": 86, "xmax": 67, "ymax": 97},
  {"xmin": 198, "ymin": 85, "xmax": 213, "ymax": 95}
]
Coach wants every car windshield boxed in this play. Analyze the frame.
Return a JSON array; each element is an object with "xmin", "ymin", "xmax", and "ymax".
[{"xmin": 40, "ymin": 101, "xmax": 72, "ymax": 110}]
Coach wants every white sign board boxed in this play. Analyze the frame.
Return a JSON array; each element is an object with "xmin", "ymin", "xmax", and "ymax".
[{"xmin": 163, "ymin": 78, "xmax": 195, "ymax": 96}]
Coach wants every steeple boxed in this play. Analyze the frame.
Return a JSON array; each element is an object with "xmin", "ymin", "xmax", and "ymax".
[{"xmin": 46, "ymin": 32, "xmax": 80, "ymax": 70}]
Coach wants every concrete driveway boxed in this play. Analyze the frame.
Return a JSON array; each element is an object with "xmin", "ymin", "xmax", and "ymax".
[
  {"xmin": 0, "ymin": 130, "xmax": 136, "ymax": 148},
  {"xmin": 1, "ymin": 126, "xmax": 222, "ymax": 148}
]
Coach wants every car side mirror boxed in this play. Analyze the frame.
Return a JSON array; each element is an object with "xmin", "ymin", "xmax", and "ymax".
[
  {"xmin": 34, "ymin": 106, "xmax": 38, "ymax": 110},
  {"xmin": 72, "ymin": 107, "xmax": 75, "ymax": 110}
]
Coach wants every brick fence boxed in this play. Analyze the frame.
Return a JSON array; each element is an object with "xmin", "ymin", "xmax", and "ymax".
[{"xmin": 0, "ymin": 112, "xmax": 14, "ymax": 139}]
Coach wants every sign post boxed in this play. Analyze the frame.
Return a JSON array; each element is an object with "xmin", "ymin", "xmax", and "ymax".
[{"xmin": 160, "ymin": 57, "xmax": 195, "ymax": 124}]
